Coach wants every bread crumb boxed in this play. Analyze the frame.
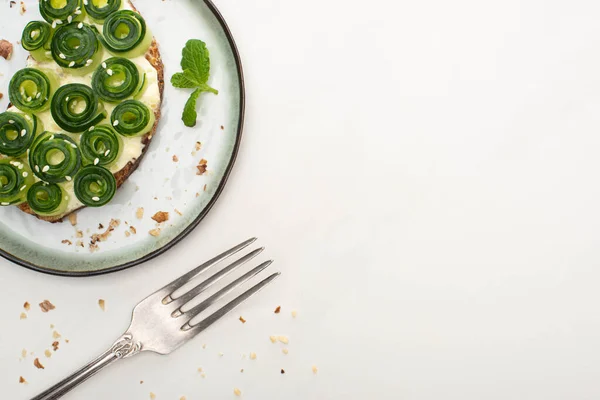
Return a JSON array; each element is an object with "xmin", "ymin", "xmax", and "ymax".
[
  {"xmin": 125, "ymin": 230, "xmax": 131, "ymax": 237},
  {"xmin": 53, "ymin": 330, "xmax": 61, "ymax": 339},
  {"xmin": 172, "ymin": 155, "xmax": 179, "ymax": 162},
  {"xmin": 201, "ymin": 372, "xmax": 206, "ymax": 378},
  {"xmin": 0, "ymin": 39, "xmax": 13, "ymax": 60},
  {"xmin": 19, "ymin": 0, "xmax": 25, "ymax": 15},
  {"xmin": 234, "ymin": 388, "xmax": 241, "ymax": 396},
  {"xmin": 68, "ymin": 213, "xmax": 77, "ymax": 226},
  {"xmin": 9, "ymin": 1, "xmax": 16, "ymax": 8},
  {"xmin": 274, "ymin": 306, "xmax": 281, "ymax": 314},
  {"xmin": 197, "ymin": 367, "xmax": 203, "ymax": 372},
  {"xmin": 61, "ymin": 239, "xmax": 72, "ymax": 245},
  {"xmin": 52, "ymin": 341, "xmax": 59, "ymax": 351},
  {"xmin": 89, "ymin": 219, "xmax": 120, "ymax": 251},
  {"xmin": 203, "ymin": 184, "xmax": 207, "ymax": 191},
  {"xmin": 44, "ymin": 349, "xmax": 52, "ymax": 358},
  {"xmin": 282, "ymin": 348, "xmax": 289, "ymax": 355},
  {"xmin": 140, "ymin": 380, "xmax": 144, "ymax": 384},
  {"xmin": 76, "ymin": 230, "xmax": 83, "ymax": 238},
  {"xmin": 291, "ymin": 310, "xmax": 297, "ymax": 318},
  {"xmin": 98, "ymin": 299, "xmax": 105, "ymax": 311},
  {"xmin": 219, "ymin": 352, "xmax": 224, "ymax": 357},
  {"xmin": 65, "ymin": 339, "xmax": 69, "ymax": 343},
  {"xmin": 98, "ymin": 223, "xmax": 104, "ymax": 229},
  {"xmin": 21, "ymin": 349, "xmax": 27, "ymax": 358},
  {"xmin": 0, "ymin": 93, "xmax": 3, "ymax": 100},
  {"xmin": 249, "ymin": 352, "xmax": 257, "ymax": 360},
  {"xmin": 278, "ymin": 335, "xmax": 289, "ymax": 344},
  {"xmin": 195, "ymin": 141, "xmax": 201, "ymax": 151},
  {"xmin": 151, "ymin": 211, "xmax": 169, "ymax": 223},
  {"xmin": 39, "ymin": 300, "xmax": 55, "ymax": 313},
  {"xmin": 239, "ymin": 316, "xmax": 246, "ymax": 323},
  {"xmin": 196, "ymin": 159, "xmax": 208, "ymax": 175},
  {"xmin": 269, "ymin": 336, "xmax": 277, "ymax": 343},
  {"xmin": 174, "ymin": 208, "xmax": 182, "ymax": 216},
  {"xmin": 129, "ymin": 226, "xmax": 137, "ymax": 234},
  {"xmin": 149, "ymin": 228, "xmax": 161, "ymax": 237},
  {"xmin": 180, "ymin": 397, "xmax": 186, "ymax": 400},
  {"xmin": 76, "ymin": 240, "xmax": 84, "ymax": 248},
  {"xmin": 280, "ymin": 368, "xmax": 285, "ymax": 374},
  {"xmin": 240, "ymin": 368, "xmax": 244, "ymax": 372},
  {"xmin": 136, "ymin": 207, "xmax": 144, "ymax": 219},
  {"xmin": 33, "ymin": 358, "xmax": 44, "ymax": 369},
  {"xmin": 50, "ymin": 324, "xmax": 54, "ymax": 329},
  {"xmin": 312, "ymin": 365, "xmax": 318, "ymax": 374},
  {"xmin": 19, "ymin": 376, "xmax": 26, "ymax": 384},
  {"xmin": 20, "ymin": 312, "xmax": 27, "ymax": 320},
  {"xmin": 220, "ymin": 125, "xmax": 224, "ymax": 130},
  {"xmin": 150, "ymin": 393, "xmax": 156, "ymax": 400},
  {"xmin": 202, "ymin": 344, "xmax": 206, "ymax": 349},
  {"xmin": 195, "ymin": 192, "xmax": 200, "ymax": 197}
]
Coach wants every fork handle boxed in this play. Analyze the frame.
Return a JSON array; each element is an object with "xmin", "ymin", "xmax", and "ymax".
[{"xmin": 30, "ymin": 334, "xmax": 142, "ymax": 400}]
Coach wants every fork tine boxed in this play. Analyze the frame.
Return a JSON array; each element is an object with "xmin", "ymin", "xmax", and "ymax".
[
  {"xmin": 161, "ymin": 238, "xmax": 257, "ymax": 295},
  {"xmin": 178, "ymin": 260, "xmax": 273, "ymax": 322},
  {"xmin": 182, "ymin": 271, "xmax": 280, "ymax": 332},
  {"xmin": 167, "ymin": 247, "xmax": 265, "ymax": 312}
]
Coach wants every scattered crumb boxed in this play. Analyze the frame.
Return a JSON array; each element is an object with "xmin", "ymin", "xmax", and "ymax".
[
  {"xmin": 278, "ymin": 336, "xmax": 289, "ymax": 344},
  {"xmin": 291, "ymin": 310, "xmax": 297, "ymax": 318},
  {"xmin": 39, "ymin": 300, "xmax": 55, "ymax": 313},
  {"xmin": 20, "ymin": 312, "xmax": 27, "ymax": 320},
  {"xmin": 125, "ymin": 230, "xmax": 131, "ymax": 237},
  {"xmin": 282, "ymin": 348, "xmax": 289, "ymax": 355},
  {"xmin": 136, "ymin": 207, "xmax": 144, "ymax": 219},
  {"xmin": 240, "ymin": 368, "xmax": 244, "ymax": 373},
  {"xmin": 19, "ymin": 0, "xmax": 25, "ymax": 14},
  {"xmin": 195, "ymin": 192, "xmax": 200, "ymax": 197},
  {"xmin": 10, "ymin": 1, "xmax": 16, "ymax": 9},
  {"xmin": 220, "ymin": 125, "xmax": 224, "ymax": 130},
  {"xmin": 201, "ymin": 372, "xmax": 206, "ymax": 378},
  {"xmin": 269, "ymin": 336, "xmax": 277, "ymax": 343},
  {"xmin": 140, "ymin": 380, "xmax": 144, "ymax": 384},
  {"xmin": 195, "ymin": 141, "xmax": 201, "ymax": 151},
  {"xmin": 19, "ymin": 376, "xmax": 26, "ymax": 384},
  {"xmin": 21, "ymin": 349, "xmax": 27, "ymax": 358},
  {"xmin": 0, "ymin": 93, "xmax": 3, "ymax": 100},
  {"xmin": 76, "ymin": 240, "xmax": 84, "ymax": 248},
  {"xmin": 130, "ymin": 226, "xmax": 137, "ymax": 234},
  {"xmin": 149, "ymin": 228, "xmax": 161, "ymax": 237},
  {"xmin": 202, "ymin": 344, "xmax": 206, "ymax": 349},
  {"xmin": 0, "ymin": 39, "xmax": 13, "ymax": 60},
  {"xmin": 274, "ymin": 306, "xmax": 281, "ymax": 314},
  {"xmin": 203, "ymin": 184, "xmax": 207, "ymax": 192},
  {"xmin": 234, "ymin": 388, "xmax": 241, "ymax": 396},
  {"xmin": 312, "ymin": 365, "xmax": 318, "ymax": 374},
  {"xmin": 44, "ymin": 350, "xmax": 52, "ymax": 358},
  {"xmin": 281, "ymin": 369, "xmax": 285, "ymax": 374},
  {"xmin": 180, "ymin": 397, "xmax": 186, "ymax": 400},
  {"xmin": 68, "ymin": 213, "xmax": 77, "ymax": 226},
  {"xmin": 98, "ymin": 223, "xmax": 104, "ymax": 229},
  {"xmin": 50, "ymin": 324, "xmax": 54, "ymax": 329},
  {"xmin": 174, "ymin": 208, "xmax": 182, "ymax": 216},
  {"xmin": 76, "ymin": 230, "xmax": 83, "ymax": 238},
  {"xmin": 98, "ymin": 299, "xmax": 105, "ymax": 311},
  {"xmin": 65, "ymin": 339, "xmax": 69, "ymax": 343},
  {"xmin": 61, "ymin": 239, "xmax": 72, "ymax": 246},
  {"xmin": 33, "ymin": 358, "xmax": 44, "ymax": 369},
  {"xmin": 239, "ymin": 316, "xmax": 246, "ymax": 324},
  {"xmin": 89, "ymin": 219, "xmax": 120, "ymax": 251},
  {"xmin": 52, "ymin": 341, "xmax": 59, "ymax": 351},
  {"xmin": 219, "ymin": 352, "xmax": 224, "ymax": 357},
  {"xmin": 89, "ymin": 243, "xmax": 99, "ymax": 252},
  {"xmin": 151, "ymin": 211, "xmax": 169, "ymax": 223},
  {"xmin": 172, "ymin": 155, "xmax": 179, "ymax": 162},
  {"xmin": 52, "ymin": 330, "xmax": 61, "ymax": 339},
  {"xmin": 249, "ymin": 352, "xmax": 257, "ymax": 360},
  {"xmin": 196, "ymin": 159, "xmax": 208, "ymax": 175},
  {"xmin": 150, "ymin": 393, "xmax": 156, "ymax": 400},
  {"xmin": 197, "ymin": 367, "xmax": 203, "ymax": 373}
]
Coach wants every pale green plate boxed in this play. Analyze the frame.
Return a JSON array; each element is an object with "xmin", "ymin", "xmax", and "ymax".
[{"xmin": 0, "ymin": 0, "xmax": 244, "ymax": 275}]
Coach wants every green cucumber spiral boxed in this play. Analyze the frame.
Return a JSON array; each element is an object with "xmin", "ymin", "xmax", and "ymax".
[
  {"xmin": 0, "ymin": 159, "xmax": 34, "ymax": 206},
  {"xmin": 9, "ymin": 68, "xmax": 53, "ymax": 113},
  {"xmin": 26, "ymin": 181, "xmax": 68, "ymax": 216},
  {"xmin": 21, "ymin": 21, "xmax": 53, "ymax": 61},
  {"xmin": 51, "ymin": 22, "xmax": 100, "ymax": 70},
  {"xmin": 100, "ymin": 10, "xmax": 151, "ymax": 57},
  {"xmin": 74, "ymin": 165, "xmax": 116, "ymax": 207},
  {"xmin": 92, "ymin": 57, "xmax": 140, "ymax": 102},
  {"xmin": 51, "ymin": 83, "xmax": 106, "ymax": 133},
  {"xmin": 80, "ymin": 125, "xmax": 122, "ymax": 167},
  {"xmin": 0, "ymin": 112, "xmax": 38, "ymax": 157},
  {"xmin": 84, "ymin": 0, "xmax": 121, "ymax": 21},
  {"xmin": 110, "ymin": 100, "xmax": 154, "ymax": 137},
  {"xmin": 39, "ymin": 0, "xmax": 84, "ymax": 25},
  {"xmin": 29, "ymin": 132, "xmax": 82, "ymax": 184}
]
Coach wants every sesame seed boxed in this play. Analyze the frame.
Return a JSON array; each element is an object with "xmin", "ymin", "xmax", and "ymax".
[
  {"xmin": 9, "ymin": 161, "xmax": 17, "ymax": 166},
  {"xmin": 92, "ymin": 196, "xmax": 100, "ymax": 202},
  {"xmin": 18, "ymin": 164, "xmax": 23, "ymax": 170},
  {"xmin": 8, "ymin": 120, "xmax": 14, "ymax": 124},
  {"xmin": 20, "ymin": 129, "xmax": 26, "ymax": 136},
  {"xmin": 86, "ymin": 59, "xmax": 93, "ymax": 65},
  {"xmin": 49, "ymin": 135, "xmax": 54, "ymax": 140},
  {"xmin": 67, "ymin": 15, "xmax": 72, "ymax": 23},
  {"xmin": 52, "ymin": 21, "xmax": 57, "ymax": 28},
  {"xmin": 74, "ymin": 9, "xmax": 81, "ymax": 14},
  {"xmin": 36, "ymin": 93, "xmax": 41, "ymax": 99},
  {"xmin": 104, "ymin": 150, "xmax": 110, "ymax": 156},
  {"xmin": 83, "ymin": 0, "xmax": 88, "ymax": 5},
  {"xmin": 69, "ymin": 61, "xmax": 75, "ymax": 67},
  {"xmin": 59, "ymin": 53, "xmax": 66, "ymax": 59},
  {"xmin": 22, "ymin": 172, "xmax": 28, "ymax": 177},
  {"xmin": 113, "ymin": 120, "xmax": 119, "ymax": 126},
  {"xmin": 1, "ymin": 202, "xmax": 9, "ymax": 206},
  {"xmin": 89, "ymin": 126, "xmax": 95, "ymax": 131},
  {"xmin": 70, "ymin": 143, "xmax": 77, "ymax": 149},
  {"xmin": 42, "ymin": 165, "xmax": 50, "ymax": 172},
  {"xmin": 20, "ymin": 185, "xmax": 26, "ymax": 191},
  {"xmin": 102, "ymin": 62, "xmax": 107, "ymax": 69},
  {"xmin": 65, "ymin": 176, "xmax": 72, "ymax": 181},
  {"xmin": 27, "ymin": 96, "xmax": 32, "ymax": 101},
  {"xmin": 34, "ymin": 165, "xmax": 39, "ymax": 172},
  {"xmin": 106, "ymin": 69, "xmax": 113, "ymax": 76},
  {"xmin": 65, "ymin": 97, "xmax": 70, "ymax": 102},
  {"xmin": 55, "ymin": 19, "xmax": 62, "ymax": 25},
  {"xmin": 94, "ymin": 158, "xmax": 99, "ymax": 165},
  {"xmin": 78, "ymin": 22, "xmax": 83, "ymax": 29}
]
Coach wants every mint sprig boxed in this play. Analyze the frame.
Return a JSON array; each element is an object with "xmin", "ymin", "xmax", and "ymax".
[{"xmin": 171, "ymin": 39, "xmax": 218, "ymax": 127}]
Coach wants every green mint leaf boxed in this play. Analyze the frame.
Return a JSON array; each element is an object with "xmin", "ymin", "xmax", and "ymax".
[
  {"xmin": 181, "ymin": 39, "xmax": 211, "ymax": 84},
  {"xmin": 182, "ymin": 88, "xmax": 202, "ymax": 127},
  {"xmin": 197, "ymin": 83, "xmax": 219, "ymax": 95},
  {"xmin": 171, "ymin": 71, "xmax": 201, "ymax": 88}
]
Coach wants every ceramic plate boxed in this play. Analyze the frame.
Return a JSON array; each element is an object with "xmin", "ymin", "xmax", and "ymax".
[{"xmin": 0, "ymin": 0, "xmax": 244, "ymax": 275}]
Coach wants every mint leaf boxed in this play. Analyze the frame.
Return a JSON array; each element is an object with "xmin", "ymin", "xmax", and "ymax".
[
  {"xmin": 171, "ymin": 71, "xmax": 200, "ymax": 88},
  {"xmin": 181, "ymin": 39, "xmax": 210, "ymax": 84},
  {"xmin": 197, "ymin": 83, "xmax": 219, "ymax": 95},
  {"xmin": 182, "ymin": 88, "xmax": 202, "ymax": 127}
]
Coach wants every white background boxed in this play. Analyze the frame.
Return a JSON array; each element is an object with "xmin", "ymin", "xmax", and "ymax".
[{"xmin": 3, "ymin": 0, "xmax": 600, "ymax": 398}]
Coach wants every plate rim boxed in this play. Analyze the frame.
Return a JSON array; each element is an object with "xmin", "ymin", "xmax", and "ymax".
[{"xmin": 0, "ymin": 0, "xmax": 246, "ymax": 277}]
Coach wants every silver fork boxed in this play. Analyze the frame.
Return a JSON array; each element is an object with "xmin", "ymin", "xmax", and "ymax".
[{"xmin": 31, "ymin": 238, "xmax": 279, "ymax": 400}]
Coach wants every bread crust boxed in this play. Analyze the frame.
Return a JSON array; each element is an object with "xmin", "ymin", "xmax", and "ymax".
[{"xmin": 17, "ymin": 6, "xmax": 164, "ymax": 223}]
